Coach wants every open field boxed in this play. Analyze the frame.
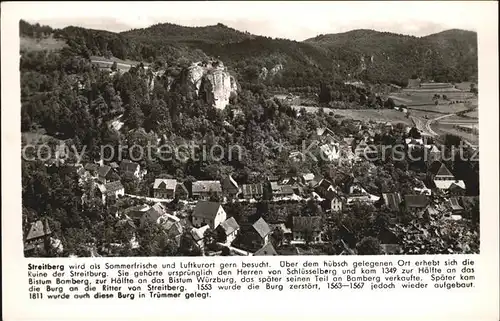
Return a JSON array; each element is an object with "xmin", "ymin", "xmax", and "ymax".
[
  {"xmin": 439, "ymin": 114, "xmax": 479, "ymax": 124},
  {"xmin": 90, "ymin": 56, "xmax": 151, "ymax": 69},
  {"xmin": 432, "ymin": 123, "xmax": 479, "ymax": 145},
  {"xmin": 391, "ymin": 91, "xmax": 475, "ymax": 106},
  {"xmin": 20, "ymin": 36, "xmax": 67, "ymax": 52},
  {"xmin": 293, "ymin": 106, "xmax": 412, "ymax": 125},
  {"xmin": 454, "ymin": 82, "xmax": 477, "ymax": 91},
  {"xmin": 408, "ymin": 102, "xmax": 473, "ymax": 114},
  {"xmin": 464, "ymin": 110, "xmax": 479, "ymax": 118}
]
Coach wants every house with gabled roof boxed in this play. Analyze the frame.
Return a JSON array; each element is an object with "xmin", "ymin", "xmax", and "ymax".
[
  {"xmin": 175, "ymin": 182, "xmax": 189, "ymax": 200},
  {"xmin": 24, "ymin": 219, "xmax": 52, "ymax": 253},
  {"xmin": 382, "ymin": 192, "xmax": 402, "ymax": 211},
  {"xmin": 429, "ymin": 161, "xmax": 466, "ymax": 192},
  {"xmin": 153, "ymin": 178, "xmax": 177, "ymax": 199},
  {"xmin": 96, "ymin": 180, "xmax": 125, "ymax": 204},
  {"xmin": 190, "ymin": 225, "xmax": 210, "ymax": 251},
  {"xmin": 429, "ymin": 161, "xmax": 454, "ymax": 180},
  {"xmin": 316, "ymin": 127, "xmax": 335, "ymax": 138},
  {"xmin": 273, "ymin": 184, "xmax": 295, "ymax": 199},
  {"xmin": 404, "ymin": 195, "xmax": 429, "ymax": 213},
  {"xmin": 84, "ymin": 163, "xmax": 99, "ymax": 176},
  {"xmin": 160, "ymin": 220, "xmax": 183, "ymax": 246},
  {"xmin": 221, "ymin": 175, "xmax": 239, "ymax": 198},
  {"xmin": 192, "ymin": 201, "xmax": 226, "ymax": 229},
  {"xmin": 448, "ymin": 182, "xmax": 466, "ymax": 196},
  {"xmin": 292, "ymin": 216, "xmax": 323, "ymax": 243},
  {"xmin": 314, "ymin": 178, "xmax": 335, "ymax": 198},
  {"xmin": 322, "ymin": 190, "xmax": 343, "ymax": 212},
  {"xmin": 97, "ymin": 165, "xmax": 119, "ymax": 184},
  {"xmin": 140, "ymin": 203, "xmax": 167, "ymax": 228},
  {"xmin": 254, "ymin": 242, "xmax": 278, "ymax": 256},
  {"xmin": 301, "ymin": 173, "xmax": 315, "ymax": 185},
  {"xmin": 241, "ymin": 183, "xmax": 264, "ymax": 200},
  {"xmin": 449, "ymin": 197, "xmax": 464, "ymax": 213},
  {"xmin": 120, "ymin": 159, "xmax": 145, "ymax": 180},
  {"xmin": 240, "ymin": 217, "xmax": 272, "ymax": 249},
  {"xmin": 191, "ymin": 181, "xmax": 222, "ymax": 200},
  {"xmin": 216, "ymin": 217, "xmax": 240, "ymax": 244}
]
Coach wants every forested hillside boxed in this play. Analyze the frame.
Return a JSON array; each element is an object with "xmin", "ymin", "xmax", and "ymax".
[{"xmin": 21, "ymin": 20, "xmax": 477, "ymax": 87}]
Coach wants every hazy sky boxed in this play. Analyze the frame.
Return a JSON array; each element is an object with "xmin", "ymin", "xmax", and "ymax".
[{"xmin": 17, "ymin": 1, "xmax": 483, "ymax": 40}]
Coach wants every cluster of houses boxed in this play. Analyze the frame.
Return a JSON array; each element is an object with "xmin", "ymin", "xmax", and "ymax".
[{"xmin": 27, "ymin": 119, "xmax": 478, "ymax": 256}]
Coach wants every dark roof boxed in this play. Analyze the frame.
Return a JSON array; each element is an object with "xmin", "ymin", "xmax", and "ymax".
[
  {"xmin": 141, "ymin": 203, "xmax": 166, "ymax": 225},
  {"xmin": 429, "ymin": 161, "xmax": 454, "ymax": 178},
  {"xmin": 317, "ymin": 178, "xmax": 333, "ymax": 189},
  {"xmin": 120, "ymin": 159, "xmax": 140, "ymax": 173},
  {"xmin": 176, "ymin": 182, "xmax": 189, "ymax": 194},
  {"xmin": 436, "ymin": 163, "xmax": 454, "ymax": 178},
  {"xmin": 26, "ymin": 220, "xmax": 51, "ymax": 241},
  {"xmin": 382, "ymin": 193, "xmax": 402, "ymax": 211},
  {"xmin": 324, "ymin": 189, "xmax": 342, "ymax": 201},
  {"xmin": 218, "ymin": 217, "xmax": 240, "ymax": 235},
  {"xmin": 84, "ymin": 163, "xmax": 99, "ymax": 172},
  {"xmin": 192, "ymin": 201, "xmax": 222, "ymax": 220},
  {"xmin": 404, "ymin": 195, "xmax": 429, "ymax": 208},
  {"xmin": 449, "ymin": 182, "xmax": 465, "ymax": 191},
  {"xmin": 221, "ymin": 175, "xmax": 239, "ymax": 191},
  {"xmin": 252, "ymin": 217, "xmax": 271, "ymax": 239},
  {"xmin": 292, "ymin": 216, "xmax": 323, "ymax": 232},
  {"xmin": 153, "ymin": 178, "xmax": 177, "ymax": 190},
  {"xmin": 242, "ymin": 184, "xmax": 263, "ymax": 197},
  {"xmin": 98, "ymin": 165, "xmax": 112, "ymax": 177},
  {"xmin": 254, "ymin": 243, "xmax": 278, "ymax": 256},
  {"xmin": 104, "ymin": 181, "xmax": 124, "ymax": 194}
]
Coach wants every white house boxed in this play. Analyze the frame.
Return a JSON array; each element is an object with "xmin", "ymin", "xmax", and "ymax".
[
  {"xmin": 153, "ymin": 178, "xmax": 177, "ymax": 199},
  {"xmin": 97, "ymin": 181, "xmax": 125, "ymax": 205},
  {"xmin": 191, "ymin": 201, "xmax": 227, "ymax": 229},
  {"xmin": 216, "ymin": 217, "xmax": 240, "ymax": 245}
]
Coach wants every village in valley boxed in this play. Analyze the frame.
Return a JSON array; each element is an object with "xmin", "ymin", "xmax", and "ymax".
[
  {"xmin": 20, "ymin": 20, "xmax": 479, "ymax": 257},
  {"xmin": 25, "ymin": 114, "xmax": 479, "ymax": 257}
]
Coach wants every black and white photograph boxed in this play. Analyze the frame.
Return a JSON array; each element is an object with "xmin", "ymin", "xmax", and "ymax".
[{"xmin": 19, "ymin": 3, "xmax": 480, "ymax": 258}]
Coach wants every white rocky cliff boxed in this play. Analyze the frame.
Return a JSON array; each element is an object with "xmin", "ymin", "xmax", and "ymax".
[{"xmin": 187, "ymin": 60, "xmax": 238, "ymax": 110}]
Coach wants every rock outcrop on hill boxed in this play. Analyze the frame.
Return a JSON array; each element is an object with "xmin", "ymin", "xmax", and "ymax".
[{"xmin": 187, "ymin": 60, "xmax": 238, "ymax": 109}]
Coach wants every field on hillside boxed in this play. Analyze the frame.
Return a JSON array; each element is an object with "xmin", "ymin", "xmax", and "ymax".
[
  {"xmin": 293, "ymin": 106, "xmax": 412, "ymax": 125},
  {"xmin": 432, "ymin": 123, "xmax": 479, "ymax": 145},
  {"xmin": 464, "ymin": 110, "xmax": 479, "ymax": 118},
  {"xmin": 90, "ymin": 56, "xmax": 151, "ymax": 67},
  {"xmin": 20, "ymin": 36, "xmax": 67, "ymax": 52},
  {"xmin": 454, "ymin": 82, "xmax": 477, "ymax": 91}
]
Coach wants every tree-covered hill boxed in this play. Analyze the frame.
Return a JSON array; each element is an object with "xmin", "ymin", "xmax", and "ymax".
[
  {"xmin": 20, "ymin": 20, "xmax": 477, "ymax": 86},
  {"xmin": 305, "ymin": 28, "xmax": 477, "ymax": 84}
]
